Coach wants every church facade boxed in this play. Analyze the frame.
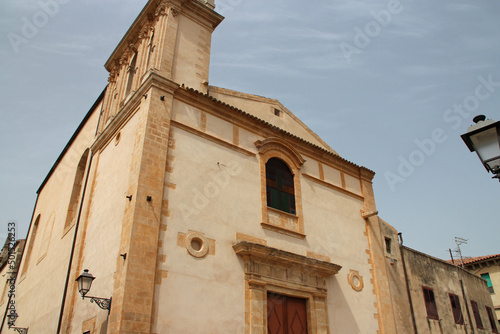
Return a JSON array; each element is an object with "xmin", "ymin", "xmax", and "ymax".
[{"xmin": 2, "ymin": 1, "xmax": 497, "ymax": 333}]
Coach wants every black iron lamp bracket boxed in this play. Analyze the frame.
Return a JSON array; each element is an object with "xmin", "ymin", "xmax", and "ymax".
[{"xmin": 84, "ymin": 295, "xmax": 112, "ymax": 313}]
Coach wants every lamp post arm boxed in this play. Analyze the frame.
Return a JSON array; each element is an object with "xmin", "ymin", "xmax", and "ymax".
[{"xmin": 84, "ymin": 296, "xmax": 112, "ymax": 312}]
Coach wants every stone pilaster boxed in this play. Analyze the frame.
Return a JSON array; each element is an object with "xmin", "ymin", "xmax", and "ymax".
[
  {"xmin": 362, "ymin": 175, "xmax": 398, "ymax": 334},
  {"xmin": 108, "ymin": 84, "xmax": 175, "ymax": 334}
]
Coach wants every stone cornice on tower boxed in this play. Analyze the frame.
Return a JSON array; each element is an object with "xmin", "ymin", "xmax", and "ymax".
[{"xmin": 104, "ymin": 0, "xmax": 223, "ymax": 73}]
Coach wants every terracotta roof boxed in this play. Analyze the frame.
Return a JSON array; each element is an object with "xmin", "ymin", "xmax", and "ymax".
[{"xmin": 448, "ymin": 254, "xmax": 500, "ymax": 266}]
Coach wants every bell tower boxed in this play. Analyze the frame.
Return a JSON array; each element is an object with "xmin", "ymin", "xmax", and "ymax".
[
  {"xmin": 89, "ymin": 2, "xmax": 223, "ymax": 333},
  {"xmin": 97, "ymin": 0, "xmax": 223, "ymax": 133}
]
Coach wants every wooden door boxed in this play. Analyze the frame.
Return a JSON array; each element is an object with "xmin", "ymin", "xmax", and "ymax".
[{"xmin": 267, "ymin": 293, "xmax": 308, "ymax": 334}]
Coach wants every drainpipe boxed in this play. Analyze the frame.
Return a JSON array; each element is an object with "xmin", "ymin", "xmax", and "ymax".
[
  {"xmin": 398, "ymin": 233, "xmax": 418, "ymax": 334},
  {"xmin": 451, "ymin": 250, "xmax": 473, "ymax": 333},
  {"xmin": 56, "ymin": 150, "xmax": 94, "ymax": 334},
  {"xmin": 459, "ymin": 269, "xmax": 475, "ymax": 334}
]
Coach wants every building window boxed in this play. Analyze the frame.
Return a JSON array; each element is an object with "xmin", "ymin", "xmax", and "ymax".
[
  {"xmin": 21, "ymin": 215, "xmax": 40, "ymax": 276},
  {"xmin": 385, "ymin": 237, "xmax": 392, "ymax": 254},
  {"xmin": 64, "ymin": 149, "xmax": 89, "ymax": 230},
  {"xmin": 256, "ymin": 138, "xmax": 305, "ymax": 237},
  {"xmin": 267, "ymin": 292, "xmax": 308, "ymax": 334},
  {"xmin": 274, "ymin": 108, "xmax": 282, "ymax": 117},
  {"xmin": 125, "ymin": 53, "xmax": 137, "ymax": 96},
  {"xmin": 471, "ymin": 300, "xmax": 484, "ymax": 329},
  {"xmin": 449, "ymin": 294, "xmax": 464, "ymax": 325},
  {"xmin": 481, "ymin": 273, "xmax": 494, "ymax": 293},
  {"xmin": 146, "ymin": 29, "xmax": 155, "ymax": 69},
  {"xmin": 266, "ymin": 158, "xmax": 296, "ymax": 215},
  {"xmin": 422, "ymin": 287, "xmax": 439, "ymax": 320},
  {"xmin": 486, "ymin": 306, "xmax": 499, "ymax": 333}
]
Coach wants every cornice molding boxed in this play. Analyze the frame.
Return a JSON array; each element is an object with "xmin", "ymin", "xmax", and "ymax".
[
  {"xmin": 209, "ymin": 85, "xmax": 337, "ymax": 154},
  {"xmin": 104, "ymin": 0, "xmax": 223, "ymax": 72},
  {"xmin": 92, "ymin": 71, "xmax": 179, "ymax": 152},
  {"xmin": 171, "ymin": 120, "xmax": 255, "ymax": 157},
  {"xmin": 302, "ymin": 173, "xmax": 364, "ymax": 202},
  {"xmin": 176, "ymin": 87, "xmax": 375, "ymax": 181},
  {"xmin": 233, "ymin": 241, "xmax": 341, "ymax": 278}
]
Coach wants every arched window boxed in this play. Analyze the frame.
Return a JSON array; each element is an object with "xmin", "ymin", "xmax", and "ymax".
[
  {"xmin": 146, "ymin": 30, "xmax": 155, "ymax": 69},
  {"xmin": 266, "ymin": 158, "xmax": 296, "ymax": 214},
  {"xmin": 21, "ymin": 214, "xmax": 40, "ymax": 276},
  {"xmin": 125, "ymin": 53, "xmax": 137, "ymax": 96},
  {"xmin": 64, "ymin": 149, "xmax": 89, "ymax": 230},
  {"xmin": 256, "ymin": 138, "xmax": 305, "ymax": 237}
]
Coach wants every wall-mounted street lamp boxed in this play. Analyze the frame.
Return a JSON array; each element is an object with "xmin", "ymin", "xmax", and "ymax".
[
  {"xmin": 10, "ymin": 327, "xmax": 28, "ymax": 334},
  {"xmin": 461, "ymin": 115, "xmax": 500, "ymax": 181},
  {"xmin": 75, "ymin": 270, "xmax": 112, "ymax": 313}
]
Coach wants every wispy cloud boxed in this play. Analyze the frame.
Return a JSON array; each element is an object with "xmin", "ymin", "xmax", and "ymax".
[
  {"xmin": 445, "ymin": 3, "xmax": 479, "ymax": 12},
  {"xmin": 30, "ymin": 41, "xmax": 92, "ymax": 55},
  {"xmin": 396, "ymin": 65, "xmax": 454, "ymax": 77}
]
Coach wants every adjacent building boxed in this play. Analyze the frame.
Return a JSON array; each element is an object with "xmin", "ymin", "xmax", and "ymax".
[
  {"xmin": 453, "ymin": 254, "xmax": 500, "ymax": 328},
  {"xmin": 380, "ymin": 224, "xmax": 499, "ymax": 334},
  {"xmin": 0, "ymin": 235, "xmax": 25, "ymax": 330},
  {"xmin": 2, "ymin": 0, "xmax": 497, "ymax": 333}
]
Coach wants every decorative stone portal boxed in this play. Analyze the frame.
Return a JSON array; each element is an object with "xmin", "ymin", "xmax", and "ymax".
[{"xmin": 233, "ymin": 241, "xmax": 342, "ymax": 334}]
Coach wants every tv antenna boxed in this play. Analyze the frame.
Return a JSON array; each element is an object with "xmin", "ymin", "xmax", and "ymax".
[{"xmin": 453, "ymin": 237, "xmax": 468, "ymax": 268}]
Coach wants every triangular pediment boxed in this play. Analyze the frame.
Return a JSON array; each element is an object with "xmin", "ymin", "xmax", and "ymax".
[{"xmin": 209, "ymin": 86, "xmax": 338, "ymax": 155}]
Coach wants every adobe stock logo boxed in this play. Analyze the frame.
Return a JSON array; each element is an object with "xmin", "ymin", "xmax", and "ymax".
[
  {"xmin": 7, "ymin": 0, "xmax": 71, "ymax": 54},
  {"xmin": 179, "ymin": 161, "xmax": 242, "ymax": 220},
  {"xmin": 384, "ymin": 74, "xmax": 500, "ymax": 192},
  {"xmin": 339, "ymin": 0, "xmax": 405, "ymax": 63}
]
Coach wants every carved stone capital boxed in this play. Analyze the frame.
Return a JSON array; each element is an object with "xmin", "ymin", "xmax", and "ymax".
[
  {"xmin": 170, "ymin": 6, "xmax": 181, "ymax": 16},
  {"xmin": 128, "ymin": 43, "xmax": 138, "ymax": 54},
  {"xmin": 156, "ymin": 0, "xmax": 178, "ymax": 17},
  {"xmin": 138, "ymin": 25, "xmax": 153, "ymax": 40},
  {"xmin": 155, "ymin": 2, "xmax": 169, "ymax": 17},
  {"xmin": 108, "ymin": 72, "xmax": 118, "ymax": 83},
  {"xmin": 119, "ymin": 54, "xmax": 129, "ymax": 66},
  {"xmin": 108, "ymin": 63, "xmax": 120, "ymax": 83}
]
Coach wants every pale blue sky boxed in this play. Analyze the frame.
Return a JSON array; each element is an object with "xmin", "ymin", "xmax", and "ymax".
[{"xmin": 1, "ymin": 0, "xmax": 499, "ymax": 259}]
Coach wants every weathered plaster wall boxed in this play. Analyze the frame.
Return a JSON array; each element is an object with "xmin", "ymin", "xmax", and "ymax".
[
  {"xmin": 403, "ymin": 247, "xmax": 497, "ymax": 334},
  {"xmin": 377, "ymin": 220, "xmax": 414, "ymax": 334},
  {"xmin": 461, "ymin": 267, "xmax": 499, "ymax": 333},
  {"xmin": 467, "ymin": 261, "xmax": 500, "ymax": 327}
]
